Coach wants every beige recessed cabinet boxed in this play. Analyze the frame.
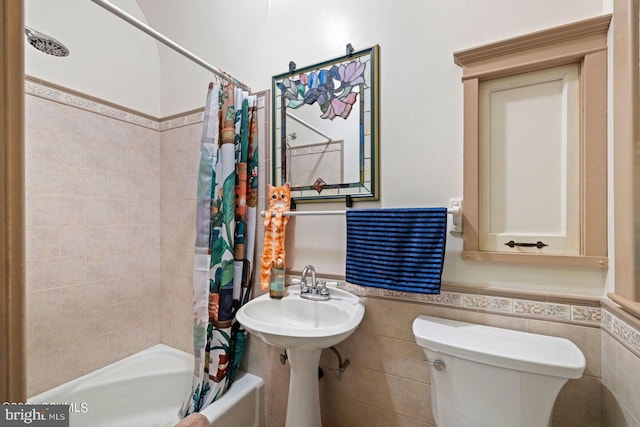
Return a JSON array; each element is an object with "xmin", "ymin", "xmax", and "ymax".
[{"xmin": 455, "ymin": 15, "xmax": 610, "ymax": 268}]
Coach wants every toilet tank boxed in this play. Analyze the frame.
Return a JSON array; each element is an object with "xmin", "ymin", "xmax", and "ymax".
[{"xmin": 412, "ymin": 315, "xmax": 585, "ymax": 427}]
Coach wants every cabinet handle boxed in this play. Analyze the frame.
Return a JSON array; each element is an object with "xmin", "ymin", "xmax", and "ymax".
[{"xmin": 504, "ymin": 240, "xmax": 548, "ymax": 249}]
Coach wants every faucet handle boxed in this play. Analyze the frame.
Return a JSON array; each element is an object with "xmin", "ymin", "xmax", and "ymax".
[
  {"xmin": 290, "ymin": 277, "xmax": 310, "ymax": 293},
  {"xmin": 317, "ymin": 281, "xmax": 330, "ymax": 297},
  {"xmin": 294, "ymin": 278, "xmax": 311, "ymax": 293}
]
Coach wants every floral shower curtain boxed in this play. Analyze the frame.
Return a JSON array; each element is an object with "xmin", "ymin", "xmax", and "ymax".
[{"xmin": 180, "ymin": 83, "xmax": 259, "ymax": 417}]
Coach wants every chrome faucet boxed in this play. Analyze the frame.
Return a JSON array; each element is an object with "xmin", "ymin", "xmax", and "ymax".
[
  {"xmin": 300, "ymin": 264, "xmax": 330, "ymax": 301},
  {"xmin": 300, "ymin": 264, "xmax": 316, "ymax": 291}
]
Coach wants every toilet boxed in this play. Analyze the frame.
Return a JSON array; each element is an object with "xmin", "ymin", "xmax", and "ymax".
[{"xmin": 412, "ymin": 315, "xmax": 585, "ymax": 427}]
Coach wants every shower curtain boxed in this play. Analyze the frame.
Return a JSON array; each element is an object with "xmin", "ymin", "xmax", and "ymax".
[{"xmin": 180, "ymin": 83, "xmax": 259, "ymax": 417}]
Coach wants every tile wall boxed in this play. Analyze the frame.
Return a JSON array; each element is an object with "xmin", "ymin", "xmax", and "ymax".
[
  {"xmin": 24, "ymin": 78, "xmax": 640, "ymax": 426},
  {"xmin": 158, "ymin": 117, "xmax": 201, "ymax": 353},
  {"xmin": 25, "ymin": 83, "xmax": 161, "ymax": 397},
  {"xmin": 601, "ymin": 303, "xmax": 640, "ymax": 426},
  {"xmin": 244, "ymin": 284, "xmax": 606, "ymax": 427},
  {"xmin": 24, "ymin": 78, "xmax": 272, "ymax": 399}
]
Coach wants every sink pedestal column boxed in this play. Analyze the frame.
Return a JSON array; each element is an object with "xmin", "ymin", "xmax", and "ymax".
[{"xmin": 285, "ymin": 348, "xmax": 322, "ymax": 427}]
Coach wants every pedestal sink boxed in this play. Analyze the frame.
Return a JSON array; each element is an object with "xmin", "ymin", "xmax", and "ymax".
[{"xmin": 236, "ymin": 284, "xmax": 365, "ymax": 427}]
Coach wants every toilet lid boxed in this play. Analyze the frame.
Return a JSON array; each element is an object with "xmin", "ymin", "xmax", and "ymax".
[{"xmin": 412, "ymin": 315, "xmax": 586, "ymax": 378}]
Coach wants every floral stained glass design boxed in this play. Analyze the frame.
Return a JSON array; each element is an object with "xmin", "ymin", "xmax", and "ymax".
[
  {"xmin": 277, "ymin": 57, "xmax": 368, "ymax": 120},
  {"xmin": 272, "ymin": 45, "xmax": 379, "ymax": 203}
]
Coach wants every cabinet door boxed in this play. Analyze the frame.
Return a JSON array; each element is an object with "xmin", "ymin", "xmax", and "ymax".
[{"xmin": 478, "ymin": 64, "xmax": 580, "ymax": 255}]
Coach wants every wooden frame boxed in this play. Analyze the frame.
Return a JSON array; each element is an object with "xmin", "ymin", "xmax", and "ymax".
[
  {"xmin": 271, "ymin": 45, "xmax": 380, "ymax": 204},
  {"xmin": 610, "ymin": 0, "xmax": 640, "ymax": 315},
  {"xmin": 454, "ymin": 14, "xmax": 610, "ymax": 268},
  {"xmin": 1, "ymin": 0, "xmax": 26, "ymax": 402}
]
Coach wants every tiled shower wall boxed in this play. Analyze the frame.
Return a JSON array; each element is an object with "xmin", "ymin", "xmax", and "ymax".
[
  {"xmin": 23, "ymin": 80, "xmax": 270, "ymax": 398},
  {"xmin": 25, "ymin": 90, "xmax": 161, "ymax": 397},
  {"xmin": 158, "ymin": 120, "xmax": 201, "ymax": 353}
]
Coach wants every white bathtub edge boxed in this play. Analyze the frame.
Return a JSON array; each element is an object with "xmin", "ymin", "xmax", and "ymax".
[
  {"xmin": 28, "ymin": 344, "xmax": 265, "ymax": 427},
  {"xmin": 28, "ymin": 344, "xmax": 189, "ymax": 403},
  {"xmin": 200, "ymin": 371, "xmax": 265, "ymax": 424}
]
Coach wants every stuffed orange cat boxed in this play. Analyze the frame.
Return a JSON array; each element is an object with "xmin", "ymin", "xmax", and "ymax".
[{"xmin": 260, "ymin": 183, "xmax": 291, "ymax": 291}]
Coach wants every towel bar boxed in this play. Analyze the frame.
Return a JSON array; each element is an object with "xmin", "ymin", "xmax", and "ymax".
[
  {"xmin": 260, "ymin": 200, "xmax": 463, "ymax": 233},
  {"xmin": 259, "ymin": 208, "xmax": 459, "ymax": 216}
]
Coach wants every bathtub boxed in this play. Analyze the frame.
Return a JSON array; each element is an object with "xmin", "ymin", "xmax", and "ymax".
[{"xmin": 28, "ymin": 344, "xmax": 264, "ymax": 427}]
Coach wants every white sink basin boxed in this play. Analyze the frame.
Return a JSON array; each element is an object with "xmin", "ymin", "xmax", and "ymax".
[
  {"xmin": 236, "ymin": 284, "xmax": 365, "ymax": 351},
  {"xmin": 237, "ymin": 283, "xmax": 365, "ymax": 426}
]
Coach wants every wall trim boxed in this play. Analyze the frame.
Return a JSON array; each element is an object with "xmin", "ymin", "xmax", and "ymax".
[
  {"xmin": 454, "ymin": 14, "xmax": 612, "ymax": 68},
  {"xmin": 1, "ymin": 0, "xmax": 26, "ymax": 403},
  {"xmin": 299, "ymin": 276, "xmax": 640, "ymax": 356},
  {"xmin": 337, "ymin": 278, "xmax": 640, "ymax": 357},
  {"xmin": 602, "ymin": 299, "xmax": 640, "ymax": 358},
  {"xmin": 159, "ymin": 109, "xmax": 204, "ymax": 131},
  {"xmin": 25, "ymin": 76, "xmax": 205, "ymax": 132},
  {"xmin": 335, "ymin": 280, "xmax": 603, "ymax": 327},
  {"xmin": 612, "ymin": 0, "xmax": 640, "ymax": 303}
]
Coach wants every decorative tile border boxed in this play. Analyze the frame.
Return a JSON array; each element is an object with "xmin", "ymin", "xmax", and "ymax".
[
  {"xmin": 571, "ymin": 305, "xmax": 602, "ymax": 324},
  {"xmin": 332, "ymin": 279, "xmax": 603, "ymax": 327},
  {"xmin": 25, "ymin": 77, "xmax": 203, "ymax": 132},
  {"xmin": 602, "ymin": 308, "xmax": 640, "ymax": 357},
  {"xmin": 500, "ymin": 296, "xmax": 576, "ymax": 322},
  {"xmin": 464, "ymin": 294, "xmax": 513, "ymax": 313},
  {"xmin": 25, "ymin": 78, "xmax": 160, "ymax": 130},
  {"xmin": 339, "ymin": 282, "xmax": 384, "ymax": 297},
  {"xmin": 159, "ymin": 110, "xmax": 204, "ymax": 131},
  {"xmin": 421, "ymin": 291, "xmax": 464, "ymax": 307},
  {"xmin": 544, "ymin": 303, "xmax": 572, "ymax": 321},
  {"xmin": 384, "ymin": 289, "xmax": 422, "ymax": 301}
]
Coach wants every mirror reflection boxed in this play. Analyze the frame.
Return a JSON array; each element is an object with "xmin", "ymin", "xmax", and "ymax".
[{"xmin": 272, "ymin": 45, "xmax": 379, "ymax": 203}]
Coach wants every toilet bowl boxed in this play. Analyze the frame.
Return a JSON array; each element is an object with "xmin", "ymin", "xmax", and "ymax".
[{"xmin": 412, "ymin": 315, "xmax": 585, "ymax": 427}]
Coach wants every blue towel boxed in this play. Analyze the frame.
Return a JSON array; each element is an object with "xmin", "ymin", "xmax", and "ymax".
[{"xmin": 345, "ymin": 208, "xmax": 447, "ymax": 294}]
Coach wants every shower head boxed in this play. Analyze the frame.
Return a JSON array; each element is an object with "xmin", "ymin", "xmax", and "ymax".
[{"xmin": 24, "ymin": 26, "xmax": 69, "ymax": 57}]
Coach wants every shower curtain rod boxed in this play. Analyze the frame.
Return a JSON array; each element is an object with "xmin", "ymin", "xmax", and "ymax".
[{"xmin": 89, "ymin": 0, "xmax": 251, "ymax": 91}]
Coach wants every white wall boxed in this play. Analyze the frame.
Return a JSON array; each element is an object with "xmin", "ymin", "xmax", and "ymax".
[
  {"xmin": 26, "ymin": 0, "xmax": 612, "ymax": 296},
  {"xmin": 25, "ymin": 0, "xmax": 161, "ymax": 117},
  {"xmin": 134, "ymin": 0, "xmax": 217, "ymax": 117},
  {"xmin": 187, "ymin": 0, "xmax": 608, "ymax": 295}
]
